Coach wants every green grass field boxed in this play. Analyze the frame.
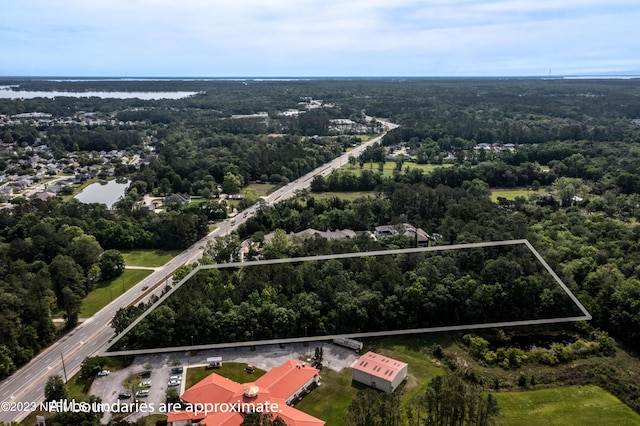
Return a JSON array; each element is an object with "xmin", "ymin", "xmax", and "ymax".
[
  {"xmin": 295, "ymin": 368, "xmax": 363, "ymax": 425},
  {"xmin": 121, "ymin": 249, "xmax": 179, "ymax": 267},
  {"xmin": 496, "ymin": 385, "xmax": 640, "ymax": 425},
  {"xmin": 79, "ymin": 269, "xmax": 152, "ymax": 317},
  {"xmin": 491, "ymin": 188, "xmax": 535, "ymax": 202},
  {"xmin": 245, "ymin": 182, "xmax": 279, "ymax": 196}
]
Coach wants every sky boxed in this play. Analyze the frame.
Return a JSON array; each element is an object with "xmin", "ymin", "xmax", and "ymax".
[{"xmin": 1, "ymin": 0, "xmax": 639, "ymax": 77}]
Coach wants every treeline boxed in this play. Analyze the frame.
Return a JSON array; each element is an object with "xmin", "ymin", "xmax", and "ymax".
[
  {"xmin": 45, "ymin": 126, "xmax": 142, "ymax": 152},
  {"xmin": 240, "ymin": 180, "xmax": 524, "ymax": 240},
  {"xmin": 346, "ymin": 374, "xmax": 500, "ymax": 426}
]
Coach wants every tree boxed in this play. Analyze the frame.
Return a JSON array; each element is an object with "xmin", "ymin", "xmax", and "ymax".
[
  {"xmin": 222, "ymin": 172, "xmax": 243, "ymax": 194},
  {"xmin": 243, "ymin": 187, "xmax": 259, "ymax": 206},
  {"xmin": 262, "ymin": 229, "xmax": 291, "ymax": 258},
  {"xmin": 166, "ymin": 387, "xmax": 180, "ymax": 404},
  {"xmin": 425, "ymin": 374, "xmax": 499, "ymax": 426},
  {"xmin": 551, "ymin": 177, "xmax": 586, "ymax": 207},
  {"xmin": 207, "ymin": 234, "xmax": 241, "ymax": 263},
  {"xmin": 49, "ymin": 254, "xmax": 86, "ymax": 299},
  {"xmin": 45, "ymin": 375, "xmax": 67, "ymax": 402},
  {"xmin": 61, "ymin": 285, "xmax": 81, "ymax": 327},
  {"xmin": 99, "ymin": 249, "xmax": 125, "ymax": 280},
  {"xmin": 79, "ymin": 356, "xmax": 109, "ymax": 382},
  {"xmin": 310, "ymin": 175, "xmax": 327, "ymax": 192},
  {"xmin": 345, "ymin": 388, "xmax": 402, "ymax": 426}
]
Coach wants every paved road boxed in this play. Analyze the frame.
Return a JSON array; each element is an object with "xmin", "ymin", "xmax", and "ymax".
[{"xmin": 0, "ymin": 118, "xmax": 397, "ymax": 424}]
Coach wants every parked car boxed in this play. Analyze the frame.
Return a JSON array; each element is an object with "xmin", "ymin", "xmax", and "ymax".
[
  {"xmin": 118, "ymin": 392, "xmax": 131, "ymax": 400},
  {"xmin": 167, "ymin": 380, "xmax": 181, "ymax": 387},
  {"xmin": 135, "ymin": 390, "xmax": 149, "ymax": 398},
  {"xmin": 139, "ymin": 381, "xmax": 152, "ymax": 388},
  {"xmin": 96, "ymin": 370, "xmax": 110, "ymax": 376},
  {"xmin": 170, "ymin": 367, "xmax": 183, "ymax": 374},
  {"xmin": 169, "ymin": 375, "xmax": 182, "ymax": 381},
  {"xmin": 137, "ymin": 371, "xmax": 151, "ymax": 378}
]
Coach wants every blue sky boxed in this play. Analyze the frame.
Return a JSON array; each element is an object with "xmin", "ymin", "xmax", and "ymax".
[{"xmin": 1, "ymin": 0, "xmax": 639, "ymax": 77}]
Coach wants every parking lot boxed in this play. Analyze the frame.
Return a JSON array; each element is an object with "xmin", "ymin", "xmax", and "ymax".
[{"xmin": 90, "ymin": 341, "xmax": 359, "ymax": 423}]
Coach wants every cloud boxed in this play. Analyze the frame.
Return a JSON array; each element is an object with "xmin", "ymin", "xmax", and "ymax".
[{"xmin": 1, "ymin": 0, "xmax": 639, "ymax": 76}]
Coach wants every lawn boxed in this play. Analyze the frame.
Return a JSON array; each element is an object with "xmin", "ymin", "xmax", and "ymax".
[
  {"xmin": 245, "ymin": 182, "xmax": 279, "ymax": 196},
  {"xmin": 186, "ymin": 363, "xmax": 266, "ymax": 389},
  {"xmin": 121, "ymin": 249, "xmax": 179, "ymax": 267},
  {"xmin": 296, "ymin": 335, "xmax": 446, "ymax": 425},
  {"xmin": 496, "ymin": 385, "xmax": 640, "ymax": 425},
  {"xmin": 79, "ymin": 269, "xmax": 152, "ymax": 317},
  {"xmin": 295, "ymin": 368, "xmax": 363, "ymax": 425},
  {"xmin": 491, "ymin": 188, "xmax": 536, "ymax": 202}
]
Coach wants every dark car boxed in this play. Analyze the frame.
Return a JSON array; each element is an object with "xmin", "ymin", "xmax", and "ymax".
[
  {"xmin": 170, "ymin": 367, "xmax": 183, "ymax": 374},
  {"xmin": 118, "ymin": 392, "xmax": 131, "ymax": 400},
  {"xmin": 137, "ymin": 371, "xmax": 151, "ymax": 379}
]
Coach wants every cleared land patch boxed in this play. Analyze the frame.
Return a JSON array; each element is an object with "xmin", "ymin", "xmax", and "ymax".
[
  {"xmin": 491, "ymin": 188, "xmax": 535, "ymax": 202},
  {"xmin": 79, "ymin": 269, "xmax": 152, "ymax": 317},
  {"xmin": 121, "ymin": 249, "xmax": 179, "ymax": 268}
]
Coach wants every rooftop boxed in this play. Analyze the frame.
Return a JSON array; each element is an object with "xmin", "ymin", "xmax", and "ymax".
[
  {"xmin": 168, "ymin": 360, "xmax": 324, "ymax": 426},
  {"xmin": 353, "ymin": 351, "xmax": 408, "ymax": 382}
]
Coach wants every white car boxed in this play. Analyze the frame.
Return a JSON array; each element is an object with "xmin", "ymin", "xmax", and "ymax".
[
  {"xmin": 97, "ymin": 370, "xmax": 110, "ymax": 376},
  {"xmin": 169, "ymin": 375, "xmax": 182, "ymax": 381},
  {"xmin": 135, "ymin": 390, "xmax": 149, "ymax": 398},
  {"xmin": 167, "ymin": 380, "xmax": 181, "ymax": 387},
  {"xmin": 140, "ymin": 381, "xmax": 152, "ymax": 388}
]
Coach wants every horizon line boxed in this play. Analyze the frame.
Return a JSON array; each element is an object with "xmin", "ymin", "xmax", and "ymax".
[{"xmin": 2, "ymin": 74, "xmax": 640, "ymax": 81}]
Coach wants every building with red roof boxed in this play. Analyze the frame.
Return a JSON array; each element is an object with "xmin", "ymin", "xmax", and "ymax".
[
  {"xmin": 352, "ymin": 351, "xmax": 408, "ymax": 392},
  {"xmin": 168, "ymin": 360, "xmax": 324, "ymax": 426}
]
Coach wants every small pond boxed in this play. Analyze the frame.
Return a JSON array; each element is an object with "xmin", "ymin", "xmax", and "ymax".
[{"xmin": 75, "ymin": 179, "xmax": 129, "ymax": 209}]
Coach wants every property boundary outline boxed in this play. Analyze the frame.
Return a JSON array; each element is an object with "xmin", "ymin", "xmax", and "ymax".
[{"xmin": 102, "ymin": 239, "xmax": 591, "ymax": 356}]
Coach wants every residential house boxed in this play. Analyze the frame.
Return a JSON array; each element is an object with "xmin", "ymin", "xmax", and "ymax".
[{"xmin": 374, "ymin": 223, "xmax": 430, "ymax": 247}]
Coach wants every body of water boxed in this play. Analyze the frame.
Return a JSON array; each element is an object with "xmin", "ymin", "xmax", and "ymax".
[
  {"xmin": 75, "ymin": 180, "xmax": 129, "ymax": 209},
  {"xmin": 0, "ymin": 87, "xmax": 198, "ymax": 99}
]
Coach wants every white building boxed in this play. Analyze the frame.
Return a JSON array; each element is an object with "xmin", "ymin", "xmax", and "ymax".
[{"xmin": 352, "ymin": 351, "xmax": 408, "ymax": 392}]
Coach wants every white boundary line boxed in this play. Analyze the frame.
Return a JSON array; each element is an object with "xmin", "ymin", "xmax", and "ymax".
[{"xmin": 103, "ymin": 239, "xmax": 591, "ymax": 356}]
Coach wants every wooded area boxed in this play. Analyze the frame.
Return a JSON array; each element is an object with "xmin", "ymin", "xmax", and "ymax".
[{"xmin": 1, "ymin": 79, "xmax": 640, "ymax": 414}]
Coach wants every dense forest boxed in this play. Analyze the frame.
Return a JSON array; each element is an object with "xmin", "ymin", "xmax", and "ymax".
[
  {"xmin": 111, "ymin": 242, "xmax": 582, "ymax": 349},
  {"xmin": 1, "ymin": 79, "xmax": 640, "ymax": 408}
]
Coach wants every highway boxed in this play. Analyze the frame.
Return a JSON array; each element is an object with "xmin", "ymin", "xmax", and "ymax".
[{"xmin": 0, "ymin": 118, "xmax": 397, "ymax": 424}]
